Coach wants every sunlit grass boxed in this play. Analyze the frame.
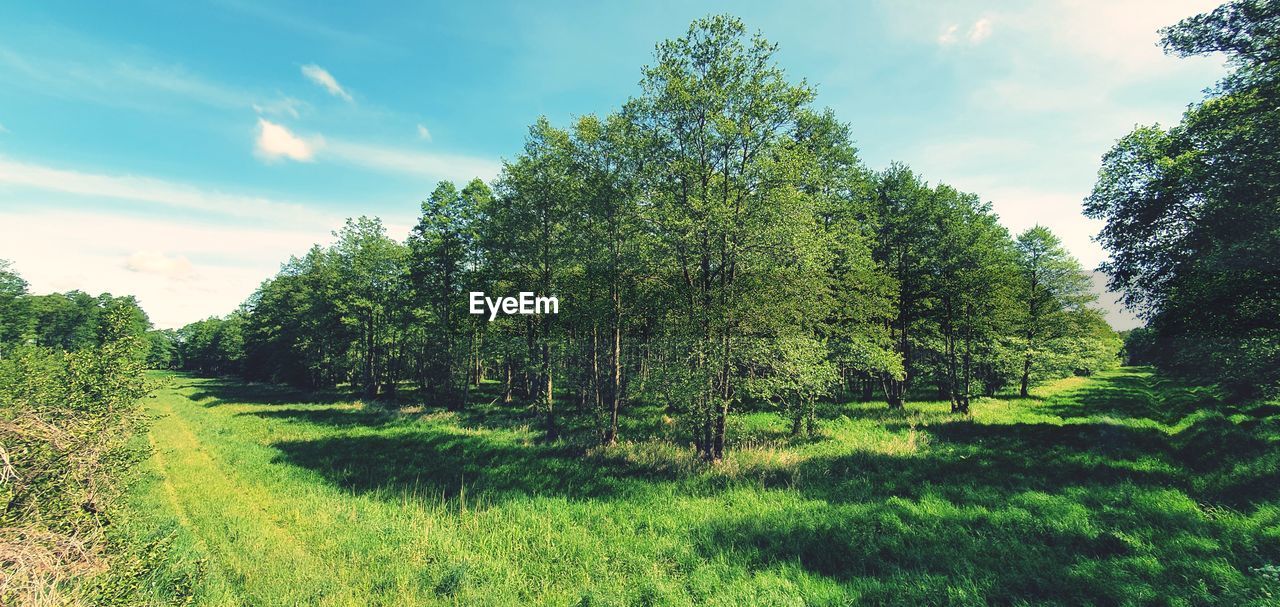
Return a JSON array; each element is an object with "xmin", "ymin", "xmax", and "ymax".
[{"xmin": 109, "ymin": 367, "xmax": 1280, "ymax": 605}]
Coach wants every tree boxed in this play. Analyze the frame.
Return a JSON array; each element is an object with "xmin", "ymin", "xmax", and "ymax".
[
  {"xmin": 491, "ymin": 119, "xmax": 577, "ymax": 438},
  {"xmin": 869, "ymin": 164, "xmax": 942, "ymax": 408},
  {"xmin": 633, "ymin": 15, "xmax": 828, "ymax": 460},
  {"xmin": 145, "ymin": 329, "xmax": 180, "ymax": 369},
  {"xmin": 931, "ymin": 187, "xmax": 1019, "ymax": 413},
  {"xmin": 0, "ymin": 259, "xmax": 30, "ymax": 356},
  {"xmin": 742, "ymin": 332, "xmax": 836, "ymax": 436},
  {"xmin": 797, "ymin": 110, "xmax": 901, "ymax": 404},
  {"xmin": 177, "ymin": 314, "xmax": 244, "ymax": 376},
  {"xmin": 568, "ymin": 113, "xmax": 648, "ymax": 444},
  {"xmin": 408, "ymin": 180, "xmax": 481, "ymax": 406},
  {"xmin": 1013, "ymin": 226, "xmax": 1095, "ymax": 396},
  {"xmin": 331, "ymin": 217, "xmax": 407, "ymax": 398}
]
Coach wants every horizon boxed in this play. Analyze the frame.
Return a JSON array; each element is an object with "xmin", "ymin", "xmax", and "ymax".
[{"xmin": 0, "ymin": 1, "xmax": 1228, "ymax": 330}]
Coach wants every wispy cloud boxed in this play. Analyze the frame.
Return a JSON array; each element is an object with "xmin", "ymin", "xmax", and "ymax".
[
  {"xmin": 937, "ymin": 24, "xmax": 959, "ymax": 45},
  {"xmin": 323, "ymin": 140, "xmax": 500, "ymax": 183},
  {"xmin": 968, "ymin": 17, "xmax": 992, "ymax": 43},
  {"xmin": 0, "ymin": 156, "xmax": 336, "ymax": 226},
  {"xmin": 252, "ymin": 96, "xmax": 306, "ymax": 118},
  {"xmin": 301, "ymin": 64, "xmax": 353, "ymax": 102},
  {"xmin": 247, "ymin": 120, "xmax": 498, "ymax": 182},
  {"xmin": 0, "ymin": 44, "xmax": 304, "ymax": 118},
  {"xmin": 255, "ymin": 118, "xmax": 320, "ymax": 162},
  {"xmin": 417, "ymin": 123, "xmax": 433, "ymax": 142},
  {"xmin": 212, "ymin": 0, "xmax": 379, "ymax": 49},
  {"xmin": 938, "ymin": 18, "xmax": 992, "ymax": 46}
]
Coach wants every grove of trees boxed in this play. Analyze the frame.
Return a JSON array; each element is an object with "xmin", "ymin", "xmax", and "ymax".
[{"xmin": 152, "ymin": 16, "xmax": 1120, "ymax": 461}]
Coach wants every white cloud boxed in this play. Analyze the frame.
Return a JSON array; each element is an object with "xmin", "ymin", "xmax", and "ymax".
[
  {"xmin": 124, "ymin": 250, "xmax": 198, "ymax": 280},
  {"xmin": 249, "ymin": 120, "xmax": 495, "ymax": 181},
  {"xmin": 937, "ymin": 18, "xmax": 991, "ymax": 46},
  {"xmin": 999, "ymin": 0, "xmax": 1224, "ymax": 75},
  {"xmin": 301, "ymin": 63, "xmax": 353, "ymax": 102},
  {"xmin": 967, "ymin": 17, "xmax": 992, "ymax": 43},
  {"xmin": 417, "ymin": 123, "xmax": 433, "ymax": 142},
  {"xmin": 255, "ymin": 118, "xmax": 319, "ymax": 162},
  {"xmin": 938, "ymin": 24, "xmax": 959, "ymax": 45},
  {"xmin": 0, "ymin": 156, "xmax": 336, "ymax": 227},
  {"xmin": 0, "ymin": 122, "xmax": 8, "ymax": 134}
]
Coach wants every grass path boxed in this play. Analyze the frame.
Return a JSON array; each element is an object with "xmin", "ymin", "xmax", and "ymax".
[{"xmin": 116, "ymin": 368, "xmax": 1280, "ymax": 606}]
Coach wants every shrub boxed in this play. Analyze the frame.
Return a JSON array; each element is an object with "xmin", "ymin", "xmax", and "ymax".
[{"xmin": 0, "ymin": 307, "xmax": 150, "ymax": 605}]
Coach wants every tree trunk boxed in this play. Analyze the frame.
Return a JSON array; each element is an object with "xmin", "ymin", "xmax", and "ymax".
[
  {"xmin": 1020, "ymin": 353, "xmax": 1032, "ymax": 398},
  {"xmin": 605, "ymin": 310, "xmax": 621, "ymax": 446},
  {"xmin": 541, "ymin": 338, "xmax": 556, "ymax": 440},
  {"xmin": 502, "ymin": 358, "xmax": 513, "ymax": 403}
]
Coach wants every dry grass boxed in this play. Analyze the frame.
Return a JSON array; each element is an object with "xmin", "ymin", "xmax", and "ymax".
[{"xmin": 0, "ymin": 527, "xmax": 105, "ymax": 607}]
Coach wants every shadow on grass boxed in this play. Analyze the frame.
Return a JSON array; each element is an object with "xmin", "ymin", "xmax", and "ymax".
[
  {"xmin": 693, "ymin": 412, "xmax": 1278, "ymax": 604},
  {"xmin": 246, "ymin": 407, "xmax": 400, "ymax": 427},
  {"xmin": 186, "ymin": 376, "xmax": 349, "ymax": 407},
  {"xmin": 1042, "ymin": 367, "xmax": 1228, "ymax": 425},
  {"xmin": 693, "ymin": 479, "xmax": 1272, "ymax": 606},
  {"xmin": 269, "ymin": 427, "xmax": 682, "ymax": 504},
  {"xmin": 789, "ymin": 420, "xmax": 1181, "ymax": 507}
]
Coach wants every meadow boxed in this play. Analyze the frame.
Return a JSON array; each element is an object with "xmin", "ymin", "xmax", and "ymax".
[{"xmin": 110, "ymin": 367, "xmax": 1280, "ymax": 606}]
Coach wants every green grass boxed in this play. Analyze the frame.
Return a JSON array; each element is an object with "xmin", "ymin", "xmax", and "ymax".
[{"xmin": 110, "ymin": 367, "xmax": 1280, "ymax": 605}]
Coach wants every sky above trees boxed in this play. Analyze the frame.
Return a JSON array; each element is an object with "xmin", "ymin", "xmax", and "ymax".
[{"xmin": 0, "ymin": 0, "xmax": 1226, "ymax": 328}]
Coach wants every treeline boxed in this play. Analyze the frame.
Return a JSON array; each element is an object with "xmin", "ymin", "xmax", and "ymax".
[
  {"xmin": 161, "ymin": 16, "xmax": 1120, "ymax": 459},
  {"xmin": 1087, "ymin": 0, "xmax": 1280, "ymax": 398},
  {"xmin": 0, "ymin": 263, "xmax": 153, "ymax": 358}
]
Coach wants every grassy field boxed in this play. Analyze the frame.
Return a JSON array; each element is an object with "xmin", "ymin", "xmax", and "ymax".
[{"xmin": 110, "ymin": 367, "xmax": 1280, "ymax": 606}]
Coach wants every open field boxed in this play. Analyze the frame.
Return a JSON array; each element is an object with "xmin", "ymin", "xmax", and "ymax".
[{"xmin": 113, "ymin": 368, "xmax": 1280, "ymax": 606}]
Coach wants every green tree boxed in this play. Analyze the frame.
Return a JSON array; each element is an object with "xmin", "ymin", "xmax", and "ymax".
[
  {"xmin": 634, "ymin": 15, "xmax": 828, "ymax": 460},
  {"xmin": 568, "ymin": 113, "xmax": 648, "ymax": 444},
  {"xmin": 0, "ymin": 259, "xmax": 31, "ymax": 356},
  {"xmin": 932, "ymin": 187, "xmax": 1019, "ymax": 413},
  {"xmin": 408, "ymin": 180, "xmax": 483, "ymax": 406},
  {"xmin": 1013, "ymin": 226, "xmax": 1094, "ymax": 396},
  {"xmin": 331, "ymin": 217, "xmax": 407, "ymax": 398},
  {"xmin": 796, "ymin": 110, "xmax": 901, "ymax": 404},
  {"xmin": 869, "ymin": 164, "xmax": 942, "ymax": 408},
  {"xmin": 145, "ymin": 328, "xmax": 180, "ymax": 369},
  {"xmin": 491, "ymin": 119, "xmax": 577, "ymax": 437}
]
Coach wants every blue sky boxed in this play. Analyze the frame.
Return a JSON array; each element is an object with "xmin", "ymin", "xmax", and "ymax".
[{"xmin": 0, "ymin": 0, "xmax": 1226, "ymax": 329}]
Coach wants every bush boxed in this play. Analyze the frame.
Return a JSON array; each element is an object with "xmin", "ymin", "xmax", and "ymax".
[{"xmin": 0, "ymin": 307, "xmax": 150, "ymax": 605}]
